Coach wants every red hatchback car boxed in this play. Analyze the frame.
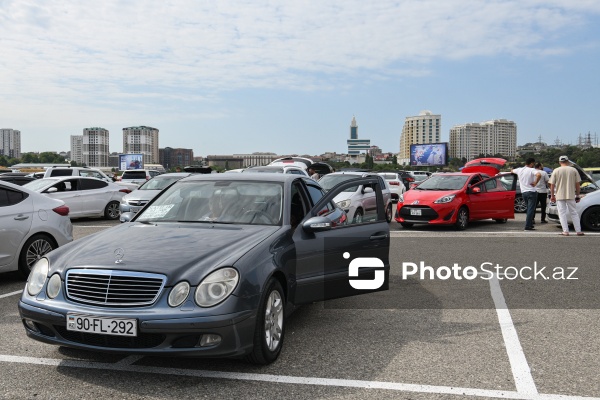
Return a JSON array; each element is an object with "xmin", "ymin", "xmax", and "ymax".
[{"xmin": 395, "ymin": 159, "xmax": 517, "ymax": 230}]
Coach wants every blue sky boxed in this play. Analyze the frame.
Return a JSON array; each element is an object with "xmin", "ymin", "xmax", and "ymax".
[{"xmin": 2, "ymin": 0, "xmax": 600, "ymax": 156}]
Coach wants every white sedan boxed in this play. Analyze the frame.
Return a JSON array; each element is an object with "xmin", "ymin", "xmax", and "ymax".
[
  {"xmin": 0, "ymin": 181, "xmax": 73, "ymax": 277},
  {"xmin": 547, "ymin": 188, "xmax": 600, "ymax": 231},
  {"xmin": 24, "ymin": 177, "xmax": 131, "ymax": 220}
]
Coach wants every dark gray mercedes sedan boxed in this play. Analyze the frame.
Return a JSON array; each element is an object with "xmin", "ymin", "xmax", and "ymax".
[{"xmin": 19, "ymin": 173, "xmax": 390, "ymax": 364}]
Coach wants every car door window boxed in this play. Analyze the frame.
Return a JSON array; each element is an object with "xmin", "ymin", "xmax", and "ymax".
[
  {"xmin": 290, "ymin": 182, "xmax": 309, "ymax": 229},
  {"xmin": 306, "ymin": 183, "xmax": 335, "ymax": 216},
  {"xmin": 0, "ymin": 187, "xmax": 28, "ymax": 206},
  {"xmin": 80, "ymin": 179, "xmax": 108, "ymax": 190}
]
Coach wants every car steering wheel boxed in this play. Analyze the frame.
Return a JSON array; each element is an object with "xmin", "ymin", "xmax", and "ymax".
[{"xmin": 242, "ymin": 210, "xmax": 275, "ymax": 224}]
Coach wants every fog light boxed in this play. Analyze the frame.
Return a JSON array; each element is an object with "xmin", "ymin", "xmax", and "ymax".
[
  {"xmin": 24, "ymin": 319, "xmax": 39, "ymax": 332},
  {"xmin": 199, "ymin": 334, "xmax": 221, "ymax": 347}
]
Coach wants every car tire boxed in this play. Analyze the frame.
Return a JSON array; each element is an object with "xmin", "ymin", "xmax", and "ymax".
[
  {"xmin": 246, "ymin": 278, "xmax": 285, "ymax": 365},
  {"xmin": 514, "ymin": 195, "xmax": 527, "ymax": 213},
  {"xmin": 385, "ymin": 203, "xmax": 393, "ymax": 223},
  {"xmin": 455, "ymin": 207, "xmax": 469, "ymax": 230},
  {"xmin": 495, "ymin": 218, "xmax": 508, "ymax": 223},
  {"xmin": 353, "ymin": 208, "xmax": 364, "ymax": 224},
  {"xmin": 400, "ymin": 222, "xmax": 413, "ymax": 228},
  {"xmin": 581, "ymin": 206, "xmax": 600, "ymax": 231},
  {"xmin": 18, "ymin": 234, "xmax": 56, "ymax": 278},
  {"xmin": 104, "ymin": 201, "xmax": 120, "ymax": 220}
]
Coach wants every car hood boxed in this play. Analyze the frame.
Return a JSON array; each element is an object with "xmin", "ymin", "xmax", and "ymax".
[
  {"xmin": 122, "ymin": 189, "xmax": 161, "ymax": 202},
  {"xmin": 461, "ymin": 158, "xmax": 506, "ymax": 175},
  {"xmin": 332, "ymin": 191, "xmax": 355, "ymax": 202},
  {"xmin": 402, "ymin": 189, "xmax": 460, "ymax": 204},
  {"xmin": 47, "ymin": 222, "xmax": 281, "ymax": 285}
]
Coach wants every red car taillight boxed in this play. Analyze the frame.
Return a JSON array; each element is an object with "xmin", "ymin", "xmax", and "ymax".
[
  {"xmin": 406, "ymin": 177, "xmax": 415, "ymax": 182},
  {"xmin": 389, "ymin": 181, "xmax": 400, "ymax": 185},
  {"xmin": 119, "ymin": 189, "xmax": 132, "ymax": 194},
  {"xmin": 52, "ymin": 205, "xmax": 70, "ymax": 216}
]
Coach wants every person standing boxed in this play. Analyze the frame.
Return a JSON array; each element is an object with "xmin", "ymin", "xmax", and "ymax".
[
  {"xmin": 548, "ymin": 156, "xmax": 583, "ymax": 236},
  {"xmin": 308, "ymin": 166, "xmax": 320, "ymax": 181},
  {"xmin": 534, "ymin": 162, "xmax": 550, "ymax": 223},
  {"xmin": 512, "ymin": 158, "xmax": 541, "ymax": 231}
]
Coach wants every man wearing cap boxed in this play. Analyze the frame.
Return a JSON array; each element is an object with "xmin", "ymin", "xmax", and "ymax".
[
  {"xmin": 549, "ymin": 156, "xmax": 583, "ymax": 236},
  {"xmin": 512, "ymin": 157, "xmax": 541, "ymax": 231}
]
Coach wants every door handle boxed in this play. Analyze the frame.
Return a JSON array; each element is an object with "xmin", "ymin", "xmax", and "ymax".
[
  {"xmin": 370, "ymin": 233, "xmax": 388, "ymax": 240},
  {"xmin": 14, "ymin": 215, "xmax": 29, "ymax": 221}
]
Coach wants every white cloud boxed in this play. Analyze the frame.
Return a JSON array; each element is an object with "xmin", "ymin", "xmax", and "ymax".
[{"xmin": 2, "ymin": 0, "xmax": 599, "ymax": 99}]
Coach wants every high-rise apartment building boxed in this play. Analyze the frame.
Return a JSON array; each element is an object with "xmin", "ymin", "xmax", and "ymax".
[
  {"xmin": 0, "ymin": 128, "xmax": 22, "ymax": 159},
  {"xmin": 449, "ymin": 119, "xmax": 517, "ymax": 161},
  {"xmin": 70, "ymin": 135, "xmax": 83, "ymax": 165},
  {"xmin": 83, "ymin": 128, "xmax": 110, "ymax": 167},
  {"xmin": 123, "ymin": 126, "xmax": 159, "ymax": 165},
  {"xmin": 399, "ymin": 110, "xmax": 441, "ymax": 164}
]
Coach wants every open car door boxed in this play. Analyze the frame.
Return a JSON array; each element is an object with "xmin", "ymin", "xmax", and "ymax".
[{"xmin": 292, "ymin": 177, "xmax": 390, "ymax": 305}]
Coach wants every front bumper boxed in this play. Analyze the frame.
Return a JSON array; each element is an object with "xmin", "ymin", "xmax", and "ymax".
[
  {"xmin": 546, "ymin": 203, "xmax": 567, "ymax": 224},
  {"xmin": 19, "ymin": 299, "xmax": 257, "ymax": 358},
  {"xmin": 394, "ymin": 203, "xmax": 455, "ymax": 225}
]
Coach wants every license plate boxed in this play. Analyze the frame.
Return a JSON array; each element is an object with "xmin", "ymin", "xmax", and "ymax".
[
  {"xmin": 67, "ymin": 313, "xmax": 137, "ymax": 337},
  {"xmin": 410, "ymin": 209, "xmax": 422, "ymax": 216}
]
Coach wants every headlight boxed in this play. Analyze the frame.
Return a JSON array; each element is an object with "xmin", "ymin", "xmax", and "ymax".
[
  {"xmin": 336, "ymin": 199, "xmax": 351, "ymax": 209},
  {"xmin": 398, "ymin": 194, "xmax": 404, "ymax": 203},
  {"xmin": 168, "ymin": 281, "xmax": 190, "ymax": 307},
  {"xmin": 434, "ymin": 194, "xmax": 456, "ymax": 204},
  {"xmin": 46, "ymin": 274, "xmax": 61, "ymax": 299},
  {"xmin": 195, "ymin": 268, "xmax": 239, "ymax": 307},
  {"xmin": 27, "ymin": 258, "xmax": 49, "ymax": 296}
]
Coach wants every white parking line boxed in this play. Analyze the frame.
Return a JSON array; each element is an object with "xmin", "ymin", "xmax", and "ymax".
[
  {"xmin": 0, "ymin": 354, "xmax": 598, "ymax": 399},
  {"xmin": 0, "ymin": 290, "xmax": 22, "ymax": 299},
  {"xmin": 489, "ymin": 275, "xmax": 538, "ymax": 396}
]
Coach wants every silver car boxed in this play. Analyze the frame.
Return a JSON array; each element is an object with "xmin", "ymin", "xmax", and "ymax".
[
  {"xmin": 0, "ymin": 181, "xmax": 72, "ymax": 277},
  {"xmin": 318, "ymin": 172, "xmax": 393, "ymax": 223},
  {"xmin": 120, "ymin": 173, "xmax": 191, "ymax": 218}
]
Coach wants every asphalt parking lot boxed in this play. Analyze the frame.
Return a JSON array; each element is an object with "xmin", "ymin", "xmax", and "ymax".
[{"xmin": 0, "ymin": 214, "xmax": 598, "ymax": 399}]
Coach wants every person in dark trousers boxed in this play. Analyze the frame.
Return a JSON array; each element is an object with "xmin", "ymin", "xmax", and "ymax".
[
  {"xmin": 512, "ymin": 158, "xmax": 541, "ymax": 231},
  {"xmin": 533, "ymin": 162, "xmax": 549, "ymax": 223}
]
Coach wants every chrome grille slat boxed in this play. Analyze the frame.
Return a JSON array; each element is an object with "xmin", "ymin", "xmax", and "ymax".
[{"xmin": 66, "ymin": 269, "xmax": 166, "ymax": 307}]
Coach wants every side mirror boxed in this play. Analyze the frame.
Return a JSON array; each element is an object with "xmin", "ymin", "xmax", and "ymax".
[
  {"xmin": 362, "ymin": 186, "xmax": 374, "ymax": 194},
  {"xmin": 471, "ymin": 186, "xmax": 481, "ymax": 194},
  {"xmin": 46, "ymin": 187, "xmax": 58, "ymax": 193},
  {"xmin": 120, "ymin": 212, "xmax": 135, "ymax": 223},
  {"xmin": 302, "ymin": 216, "xmax": 332, "ymax": 233}
]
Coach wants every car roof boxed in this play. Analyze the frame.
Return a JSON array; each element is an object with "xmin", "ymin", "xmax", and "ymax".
[
  {"xmin": 153, "ymin": 172, "xmax": 191, "ymax": 178},
  {"xmin": 181, "ymin": 172, "xmax": 310, "ymax": 184},
  {"xmin": 325, "ymin": 171, "xmax": 375, "ymax": 177}
]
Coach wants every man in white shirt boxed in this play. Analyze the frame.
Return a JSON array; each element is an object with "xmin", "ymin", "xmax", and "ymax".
[{"xmin": 512, "ymin": 158, "xmax": 541, "ymax": 231}]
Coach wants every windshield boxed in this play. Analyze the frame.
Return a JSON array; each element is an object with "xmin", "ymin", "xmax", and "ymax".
[
  {"xmin": 416, "ymin": 175, "xmax": 468, "ymax": 190},
  {"xmin": 136, "ymin": 180, "xmax": 283, "ymax": 226},
  {"xmin": 23, "ymin": 178, "xmax": 59, "ymax": 191},
  {"xmin": 318, "ymin": 174, "xmax": 361, "ymax": 192},
  {"xmin": 138, "ymin": 176, "xmax": 183, "ymax": 190}
]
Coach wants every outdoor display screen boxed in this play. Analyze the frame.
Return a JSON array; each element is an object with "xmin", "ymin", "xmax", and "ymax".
[
  {"xmin": 410, "ymin": 143, "xmax": 448, "ymax": 166},
  {"xmin": 119, "ymin": 154, "xmax": 144, "ymax": 171}
]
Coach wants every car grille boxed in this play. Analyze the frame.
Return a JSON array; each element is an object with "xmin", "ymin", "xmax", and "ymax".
[
  {"xmin": 400, "ymin": 206, "xmax": 439, "ymax": 221},
  {"xmin": 127, "ymin": 200, "xmax": 149, "ymax": 207},
  {"xmin": 66, "ymin": 269, "xmax": 166, "ymax": 307},
  {"xmin": 55, "ymin": 326, "xmax": 165, "ymax": 348}
]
